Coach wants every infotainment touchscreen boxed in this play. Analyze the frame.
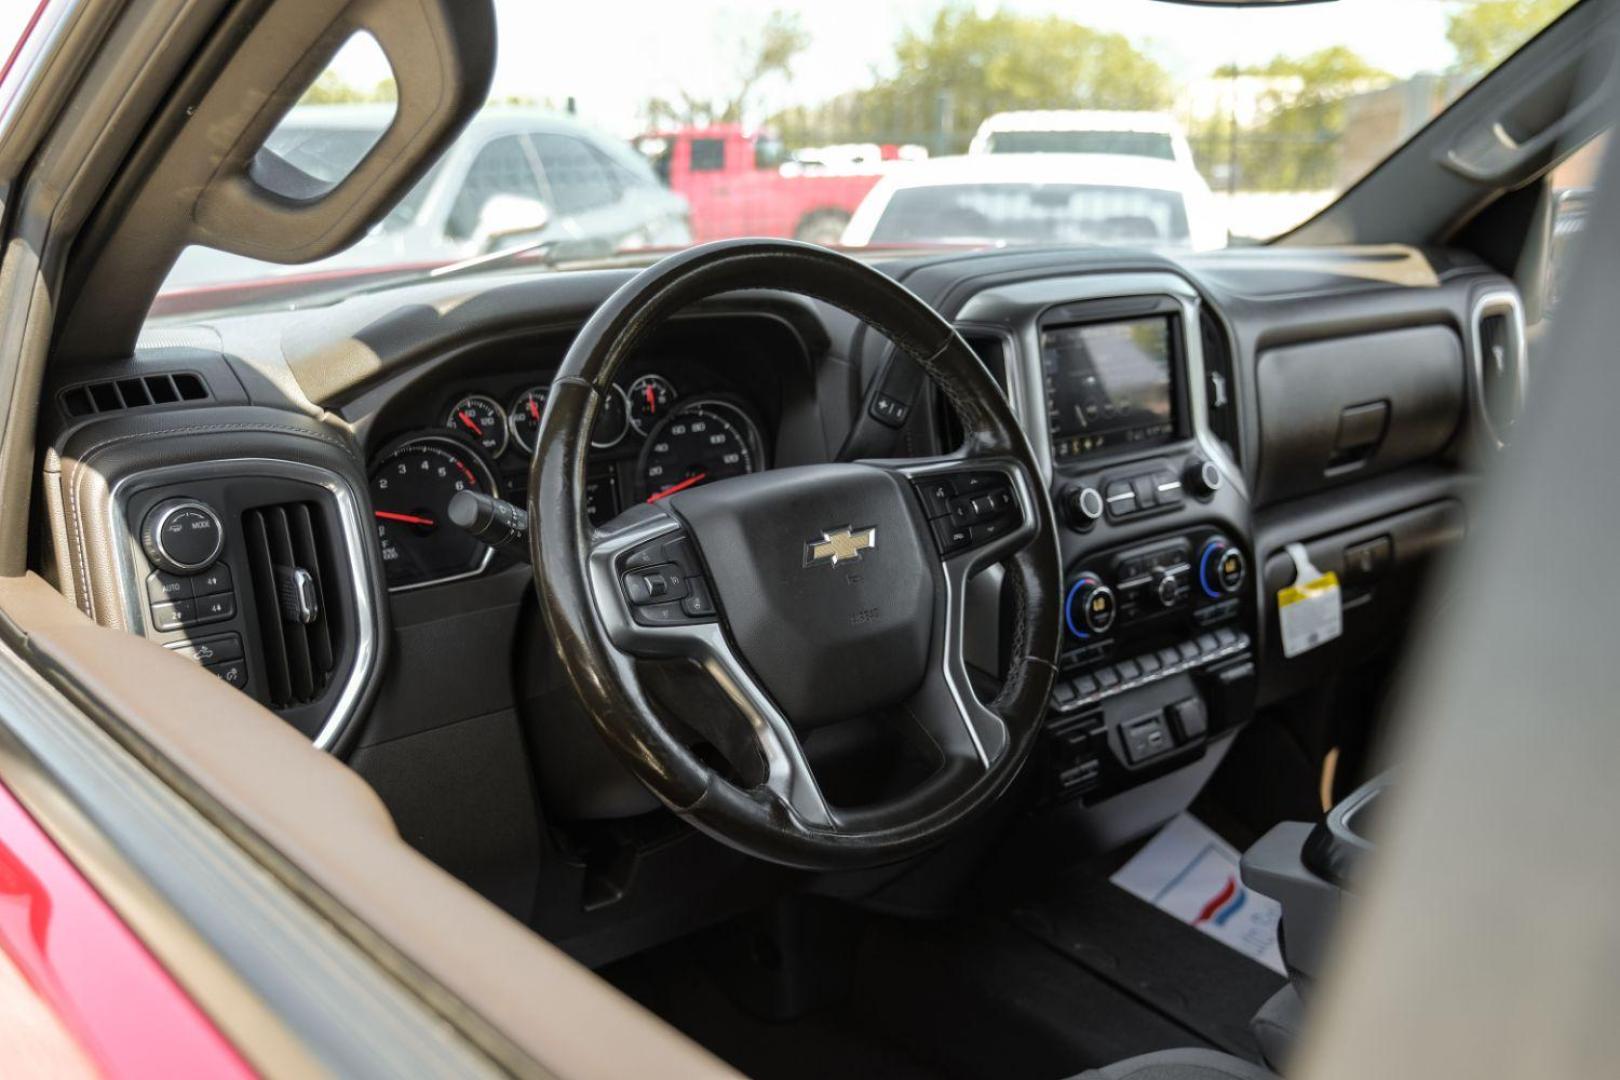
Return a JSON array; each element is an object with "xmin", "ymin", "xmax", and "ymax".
[{"xmin": 1042, "ymin": 315, "xmax": 1176, "ymax": 462}]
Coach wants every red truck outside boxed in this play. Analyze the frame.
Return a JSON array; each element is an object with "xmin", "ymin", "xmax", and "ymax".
[{"xmin": 639, "ymin": 125, "xmax": 890, "ymax": 246}]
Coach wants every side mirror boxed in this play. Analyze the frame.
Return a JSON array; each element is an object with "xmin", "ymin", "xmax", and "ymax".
[{"xmin": 473, "ymin": 194, "xmax": 550, "ymax": 253}]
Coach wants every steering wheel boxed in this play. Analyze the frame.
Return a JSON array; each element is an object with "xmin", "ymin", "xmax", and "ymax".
[{"xmin": 531, "ymin": 239, "xmax": 1061, "ymax": 870}]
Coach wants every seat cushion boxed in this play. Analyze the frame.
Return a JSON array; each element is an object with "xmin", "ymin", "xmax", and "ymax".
[{"xmin": 1073, "ymin": 1047, "xmax": 1280, "ymax": 1080}]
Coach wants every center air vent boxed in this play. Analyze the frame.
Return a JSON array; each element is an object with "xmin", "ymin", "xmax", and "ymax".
[
  {"xmin": 1473, "ymin": 292, "xmax": 1526, "ymax": 447},
  {"xmin": 242, "ymin": 502, "xmax": 339, "ymax": 709}
]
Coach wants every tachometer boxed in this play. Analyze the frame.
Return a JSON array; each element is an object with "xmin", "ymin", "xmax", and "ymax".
[
  {"xmin": 445, "ymin": 393, "xmax": 508, "ymax": 457},
  {"xmin": 370, "ymin": 436, "xmax": 498, "ymax": 590},
  {"xmin": 638, "ymin": 399, "xmax": 762, "ymax": 503}
]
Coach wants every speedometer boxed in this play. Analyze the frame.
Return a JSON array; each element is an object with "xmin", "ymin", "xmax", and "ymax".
[
  {"xmin": 638, "ymin": 399, "xmax": 763, "ymax": 503},
  {"xmin": 370, "ymin": 435, "xmax": 498, "ymax": 590}
]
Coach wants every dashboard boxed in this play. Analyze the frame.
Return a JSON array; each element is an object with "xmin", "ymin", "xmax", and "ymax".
[
  {"xmin": 350, "ymin": 310, "xmax": 811, "ymax": 593},
  {"xmin": 40, "ymin": 243, "xmax": 1514, "ymax": 947}
]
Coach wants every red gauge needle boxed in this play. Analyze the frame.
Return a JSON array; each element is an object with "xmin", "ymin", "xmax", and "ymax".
[
  {"xmin": 528, "ymin": 397, "xmax": 541, "ymax": 421},
  {"xmin": 647, "ymin": 472, "xmax": 708, "ymax": 503},
  {"xmin": 457, "ymin": 409, "xmax": 484, "ymax": 437},
  {"xmin": 375, "ymin": 510, "xmax": 436, "ymax": 526},
  {"xmin": 644, "ymin": 385, "xmax": 657, "ymax": 413}
]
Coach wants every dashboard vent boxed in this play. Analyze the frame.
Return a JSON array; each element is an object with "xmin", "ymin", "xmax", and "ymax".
[
  {"xmin": 242, "ymin": 502, "xmax": 339, "ymax": 709},
  {"xmin": 1199, "ymin": 309, "xmax": 1240, "ymax": 464},
  {"xmin": 1474, "ymin": 294, "xmax": 1526, "ymax": 446},
  {"xmin": 59, "ymin": 372, "xmax": 209, "ymax": 418}
]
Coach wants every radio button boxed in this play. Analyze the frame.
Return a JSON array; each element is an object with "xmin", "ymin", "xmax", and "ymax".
[{"xmin": 1104, "ymin": 481, "xmax": 1137, "ymax": 518}]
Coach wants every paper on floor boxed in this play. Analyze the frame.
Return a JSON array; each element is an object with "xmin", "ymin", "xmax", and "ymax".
[{"xmin": 1109, "ymin": 812, "xmax": 1286, "ymax": 976}]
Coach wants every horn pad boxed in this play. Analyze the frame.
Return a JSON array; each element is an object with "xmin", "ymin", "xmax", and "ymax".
[{"xmin": 668, "ymin": 464, "xmax": 935, "ymax": 726}]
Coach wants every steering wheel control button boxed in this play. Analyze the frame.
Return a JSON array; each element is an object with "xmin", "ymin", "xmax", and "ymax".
[
  {"xmin": 150, "ymin": 599, "xmax": 196, "ymax": 633},
  {"xmin": 623, "ymin": 564, "xmax": 690, "ymax": 605},
  {"xmin": 618, "ymin": 531, "xmax": 718, "ymax": 626},
  {"xmin": 912, "ymin": 470, "xmax": 1022, "ymax": 556},
  {"xmin": 931, "ymin": 517, "xmax": 972, "ymax": 554},
  {"xmin": 918, "ymin": 477, "xmax": 956, "ymax": 517},
  {"xmin": 146, "ymin": 570, "xmax": 192, "ymax": 604},
  {"xmin": 141, "ymin": 498, "xmax": 225, "ymax": 574},
  {"xmin": 166, "ymin": 633, "xmax": 243, "ymax": 665},
  {"xmin": 681, "ymin": 578, "xmax": 716, "ymax": 618}
]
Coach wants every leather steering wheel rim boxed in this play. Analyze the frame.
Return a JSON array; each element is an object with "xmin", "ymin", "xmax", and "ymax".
[{"xmin": 531, "ymin": 239, "xmax": 1061, "ymax": 870}]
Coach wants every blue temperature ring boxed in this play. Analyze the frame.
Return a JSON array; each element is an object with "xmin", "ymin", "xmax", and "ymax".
[
  {"xmin": 1198, "ymin": 540, "xmax": 1223, "ymax": 599},
  {"xmin": 1065, "ymin": 575, "xmax": 1097, "ymax": 639}
]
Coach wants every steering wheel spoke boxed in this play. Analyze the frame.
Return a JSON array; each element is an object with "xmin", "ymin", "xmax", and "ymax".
[
  {"xmin": 858, "ymin": 456, "xmax": 1043, "ymax": 771},
  {"xmin": 586, "ymin": 510, "xmax": 835, "ymax": 829}
]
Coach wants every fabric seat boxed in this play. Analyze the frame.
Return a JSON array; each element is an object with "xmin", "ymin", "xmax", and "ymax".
[{"xmin": 1073, "ymin": 1047, "xmax": 1280, "ymax": 1080}]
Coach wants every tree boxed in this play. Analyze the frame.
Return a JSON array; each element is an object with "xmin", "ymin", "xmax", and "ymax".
[
  {"xmin": 1447, "ymin": 0, "xmax": 1577, "ymax": 76},
  {"xmin": 298, "ymin": 71, "xmax": 397, "ymax": 106},
  {"xmin": 1194, "ymin": 46, "xmax": 1391, "ymax": 191},
  {"xmin": 772, "ymin": 6, "xmax": 1171, "ymax": 155},
  {"xmin": 643, "ymin": 10, "xmax": 810, "ymax": 128}
]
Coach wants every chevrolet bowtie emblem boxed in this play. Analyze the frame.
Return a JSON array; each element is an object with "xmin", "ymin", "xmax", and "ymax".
[{"xmin": 804, "ymin": 525, "xmax": 877, "ymax": 567}]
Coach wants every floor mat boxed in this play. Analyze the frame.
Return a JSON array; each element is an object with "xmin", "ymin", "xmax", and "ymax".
[
  {"xmin": 1007, "ymin": 825, "xmax": 1288, "ymax": 1061},
  {"xmin": 604, "ymin": 935, "xmax": 938, "ymax": 1080},
  {"xmin": 1109, "ymin": 814, "xmax": 1285, "ymax": 976}
]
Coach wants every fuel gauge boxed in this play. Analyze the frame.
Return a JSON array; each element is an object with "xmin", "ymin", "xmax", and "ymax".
[{"xmin": 627, "ymin": 374, "xmax": 678, "ymax": 436}]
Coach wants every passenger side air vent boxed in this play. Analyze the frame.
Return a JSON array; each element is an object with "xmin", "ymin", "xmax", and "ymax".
[
  {"xmin": 59, "ymin": 372, "xmax": 209, "ymax": 418},
  {"xmin": 936, "ymin": 331, "xmax": 1007, "ymax": 451},
  {"xmin": 1474, "ymin": 293, "xmax": 1526, "ymax": 447},
  {"xmin": 242, "ymin": 502, "xmax": 340, "ymax": 709},
  {"xmin": 1199, "ymin": 309, "xmax": 1240, "ymax": 464}
]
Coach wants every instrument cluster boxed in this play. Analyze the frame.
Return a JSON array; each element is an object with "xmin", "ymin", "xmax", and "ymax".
[{"xmin": 370, "ymin": 371, "xmax": 767, "ymax": 591}]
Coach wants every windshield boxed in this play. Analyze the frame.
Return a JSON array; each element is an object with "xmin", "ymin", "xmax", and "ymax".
[{"xmin": 151, "ymin": 0, "xmax": 1580, "ymax": 320}]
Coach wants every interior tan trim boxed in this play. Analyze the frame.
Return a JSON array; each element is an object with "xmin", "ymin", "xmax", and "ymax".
[{"xmin": 0, "ymin": 572, "xmax": 737, "ymax": 1079}]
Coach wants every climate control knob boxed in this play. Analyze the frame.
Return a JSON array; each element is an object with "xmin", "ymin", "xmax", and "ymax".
[
  {"xmin": 140, "ymin": 498, "xmax": 224, "ymax": 574},
  {"xmin": 1197, "ymin": 537, "xmax": 1247, "ymax": 598},
  {"xmin": 1065, "ymin": 573, "xmax": 1117, "ymax": 638}
]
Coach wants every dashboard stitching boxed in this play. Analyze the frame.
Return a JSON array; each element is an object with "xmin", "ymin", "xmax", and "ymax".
[{"xmin": 66, "ymin": 423, "xmax": 358, "ymax": 621}]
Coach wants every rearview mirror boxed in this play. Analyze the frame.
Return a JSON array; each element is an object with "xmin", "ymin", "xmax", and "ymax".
[{"xmin": 473, "ymin": 194, "xmax": 551, "ymax": 253}]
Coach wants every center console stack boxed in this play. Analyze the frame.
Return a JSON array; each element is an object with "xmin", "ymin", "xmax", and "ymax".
[{"xmin": 958, "ymin": 274, "xmax": 1257, "ymax": 811}]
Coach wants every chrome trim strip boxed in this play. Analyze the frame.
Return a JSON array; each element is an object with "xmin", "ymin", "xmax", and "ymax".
[
  {"xmin": 1469, "ymin": 288, "xmax": 1528, "ymax": 450},
  {"xmin": 955, "ymin": 271, "xmax": 1247, "ymax": 501},
  {"xmin": 107, "ymin": 459, "xmax": 382, "ymax": 753}
]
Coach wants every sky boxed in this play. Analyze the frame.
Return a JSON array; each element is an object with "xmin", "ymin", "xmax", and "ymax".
[
  {"xmin": 0, "ymin": 2, "xmax": 1519, "ymax": 137},
  {"xmin": 474, "ymin": 0, "xmax": 1472, "ymax": 135}
]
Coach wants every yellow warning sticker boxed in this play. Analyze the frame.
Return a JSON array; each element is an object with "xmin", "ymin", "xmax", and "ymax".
[{"xmin": 1278, "ymin": 572, "xmax": 1339, "ymax": 607}]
